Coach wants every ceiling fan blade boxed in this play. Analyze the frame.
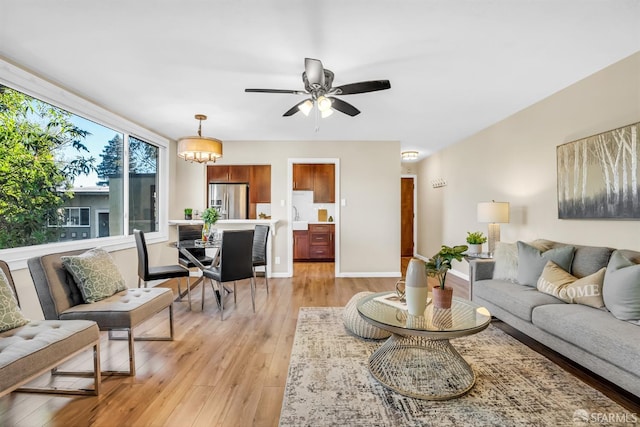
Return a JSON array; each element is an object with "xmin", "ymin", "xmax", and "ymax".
[
  {"xmin": 304, "ymin": 58, "xmax": 324, "ymax": 87},
  {"xmin": 283, "ymin": 99, "xmax": 311, "ymax": 117},
  {"xmin": 328, "ymin": 97, "xmax": 360, "ymax": 116},
  {"xmin": 333, "ymin": 80, "xmax": 391, "ymax": 95},
  {"xmin": 245, "ymin": 88, "xmax": 307, "ymax": 95}
]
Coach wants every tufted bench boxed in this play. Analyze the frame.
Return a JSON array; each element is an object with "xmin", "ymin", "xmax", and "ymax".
[
  {"xmin": 0, "ymin": 261, "xmax": 100, "ymax": 398},
  {"xmin": 28, "ymin": 249, "xmax": 174, "ymax": 377}
]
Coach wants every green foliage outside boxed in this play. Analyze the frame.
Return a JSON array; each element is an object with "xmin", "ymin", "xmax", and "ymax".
[
  {"xmin": 425, "ymin": 245, "xmax": 468, "ymax": 289},
  {"xmin": 0, "ymin": 85, "xmax": 95, "ymax": 248}
]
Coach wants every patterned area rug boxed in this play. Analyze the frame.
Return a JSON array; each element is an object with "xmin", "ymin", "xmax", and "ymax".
[{"xmin": 279, "ymin": 307, "xmax": 635, "ymax": 427}]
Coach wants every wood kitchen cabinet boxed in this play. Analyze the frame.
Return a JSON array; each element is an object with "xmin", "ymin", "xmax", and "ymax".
[
  {"xmin": 206, "ymin": 165, "xmax": 250, "ymax": 183},
  {"xmin": 250, "ymin": 165, "xmax": 271, "ymax": 203},
  {"xmin": 294, "ymin": 224, "xmax": 334, "ymax": 261},
  {"xmin": 313, "ymin": 164, "xmax": 335, "ymax": 203},
  {"xmin": 292, "ymin": 163, "xmax": 335, "ymax": 203},
  {"xmin": 293, "ymin": 231, "xmax": 309, "ymax": 260},
  {"xmin": 292, "ymin": 164, "xmax": 314, "ymax": 191}
]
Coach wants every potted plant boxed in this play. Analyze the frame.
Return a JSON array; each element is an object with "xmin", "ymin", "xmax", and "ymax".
[
  {"xmin": 466, "ymin": 231, "xmax": 487, "ymax": 254},
  {"xmin": 201, "ymin": 207, "xmax": 220, "ymax": 241},
  {"xmin": 425, "ymin": 244, "xmax": 468, "ymax": 308},
  {"xmin": 184, "ymin": 208, "xmax": 193, "ymax": 220}
]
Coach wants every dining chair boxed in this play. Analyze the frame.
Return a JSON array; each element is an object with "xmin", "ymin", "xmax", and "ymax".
[
  {"xmin": 177, "ymin": 224, "xmax": 215, "ymax": 269},
  {"xmin": 134, "ymin": 229, "xmax": 191, "ymax": 306},
  {"xmin": 201, "ymin": 229, "xmax": 255, "ymax": 320},
  {"xmin": 252, "ymin": 224, "xmax": 270, "ymax": 294}
]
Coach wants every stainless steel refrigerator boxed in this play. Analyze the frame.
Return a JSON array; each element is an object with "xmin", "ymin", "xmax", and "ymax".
[{"xmin": 208, "ymin": 183, "xmax": 249, "ymax": 219}]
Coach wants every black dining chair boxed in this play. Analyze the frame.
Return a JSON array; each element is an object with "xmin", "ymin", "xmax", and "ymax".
[
  {"xmin": 177, "ymin": 224, "xmax": 215, "ymax": 268},
  {"xmin": 201, "ymin": 229, "xmax": 255, "ymax": 320},
  {"xmin": 134, "ymin": 229, "xmax": 191, "ymax": 305},
  {"xmin": 252, "ymin": 224, "xmax": 270, "ymax": 294}
]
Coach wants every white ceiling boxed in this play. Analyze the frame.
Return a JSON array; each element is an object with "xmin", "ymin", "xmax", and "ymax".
[{"xmin": 1, "ymin": 1, "xmax": 639, "ymax": 159}]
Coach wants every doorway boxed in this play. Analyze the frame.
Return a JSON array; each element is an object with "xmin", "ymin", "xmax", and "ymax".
[
  {"xmin": 401, "ymin": 175, "xmax": 417, "ymax": 258},
  {"xmin": 288, "ymin": 158, "xmax": 340, "ymax": 277}
]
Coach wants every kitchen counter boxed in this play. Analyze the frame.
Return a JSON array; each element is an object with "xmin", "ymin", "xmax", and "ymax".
[{"xmin": 169, "ymin": 219, "xmax": 280, "ymax": 235}]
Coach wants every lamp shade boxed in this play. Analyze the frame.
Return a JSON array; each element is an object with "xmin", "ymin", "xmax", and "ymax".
[
  {"xmin": 177, "ymin": 136, "xmax": 223, "ymax": 163},
  {"xmin": 477, "ymin": 202, "xmax": 510, "ymax": 223}
]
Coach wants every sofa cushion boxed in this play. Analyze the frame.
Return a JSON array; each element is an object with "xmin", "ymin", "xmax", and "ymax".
[
  {"xmin": 492, "ymin": 242, "xmax": 518, "ymax": 282},
  {"xmin": 59, "ymin": 288, "xmax": 173, "ymax": 330},
  {"xmin": 536, "ymin": 261, "xmax": 605, "ymax": 308},
  {"xmin": 473, "ymin": 279, "xmax": 565, "ymax": 321},
  {"xmin": 603, "ymin": 250, "xmax": 640, "ymax": 321},
  {"xmin": 570, "ymin": 246, "xmax": 614, "ymax": 278},
  {"xmin": 0, "ymin": 270, "xmax": 29, "ymax": 333},
  {"xmin": 0, "ymin": 319, "xmax": 98, "ymax": 392},
  {"xmin": 61, "ymin": 248, "xmax": 128, "ymax": 303},
  {"xmin": 516, "ymin": 241, "xmax": 575, "ymax": 286},
  {"xmin": 532, "ymin": 304, "xmax": 640, "ymax": 377}
]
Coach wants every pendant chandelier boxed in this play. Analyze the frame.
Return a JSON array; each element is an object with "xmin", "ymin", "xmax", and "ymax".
[{"xmin": 177, "ymin": 114, "xmax": 223, "ymax": 163}]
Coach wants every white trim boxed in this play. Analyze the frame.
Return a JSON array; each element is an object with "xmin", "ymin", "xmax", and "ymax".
[
  {"xmin": 337, "ymin": 272, "xmax": 401, "ymax": 278},
  {"xmin": 287, "ymin": 158, "xmax": 340, "ymax": 277},
  {"xmin": 0, "ymin": 58, "xmax": 170, "ymax": 269},
  {"xmin": 448, "ymin": 268, "xmax": 469, "ymax": 282}
]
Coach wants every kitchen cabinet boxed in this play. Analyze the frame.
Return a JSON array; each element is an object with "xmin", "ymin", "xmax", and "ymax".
[
  {"xmin": 292, "ymin": 163, "xmax": 335, "ymax": 203},
  {"xmin": 294, "ymin": 224, "xmax": 334, "ymax": 261},
  {"xmin": 292, "ymin": 164, "xmax": 314, "ymax": 191},
  {"xmin": 293, "ymin": 231, "xmax": 309, "ymax": 260},
  {"xmin": 250, "ymin": 165, "xmax": 271, "ymax": 203},
  {"xmin": 313, "ymin": 164, "xmax": 335, "ymax": 203},
  {"xmin": 206, "ymin": 165, "xmax": 250, "ymax": 183}
]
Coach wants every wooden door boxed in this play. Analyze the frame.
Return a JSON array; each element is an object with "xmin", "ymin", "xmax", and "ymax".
[{"xmin": 401, "ymin": 177, "xmax": 414, "ymax": 257}]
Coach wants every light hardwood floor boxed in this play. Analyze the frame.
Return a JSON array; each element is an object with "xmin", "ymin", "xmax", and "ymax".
[
  {"xmin": 1, "ymin": 262, "xmax": 635, "ymax": 426},
  {"xmin": 0, "ymin": 262, "xmax": 398, "ymax": 427}
]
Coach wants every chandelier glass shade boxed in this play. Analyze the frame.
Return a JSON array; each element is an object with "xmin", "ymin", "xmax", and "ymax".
[{"xmin": 177, "ymin": 114, "xmax": 223, "ymax": 163}]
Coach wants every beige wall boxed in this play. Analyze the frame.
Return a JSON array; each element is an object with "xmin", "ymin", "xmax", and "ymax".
[
  {"xmin": 170, "ymin": 140, "xmax": 402, "ymax": 277},
  {"xmin": 417, "ymin": 52, "xmax": 640, "ymax": 276}
]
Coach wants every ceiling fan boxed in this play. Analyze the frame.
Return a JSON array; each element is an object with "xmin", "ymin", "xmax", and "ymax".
[{"xmin": 245, "ymin": 58, "xmax": 391, "ymax": 118}]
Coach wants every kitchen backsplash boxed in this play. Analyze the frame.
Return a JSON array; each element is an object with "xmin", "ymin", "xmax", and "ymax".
[{"xmin": 292, "ymin": 191, "xmax": 336, "ymax": 222}]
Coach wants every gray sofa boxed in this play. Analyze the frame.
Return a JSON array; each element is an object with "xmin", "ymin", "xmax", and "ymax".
[{"xmin": 470, "ymin": 240, "xmax": 640, "ymax": 398}]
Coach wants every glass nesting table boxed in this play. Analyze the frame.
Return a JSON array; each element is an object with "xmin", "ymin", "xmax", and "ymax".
[{"xmin": 357, "ymin": 292, "xmax": 491, "ymax": 400}]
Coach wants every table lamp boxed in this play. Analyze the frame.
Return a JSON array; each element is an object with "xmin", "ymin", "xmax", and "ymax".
[{"xmin": 477, "ymin": 201, "xmax": 510, "ymax": 254}]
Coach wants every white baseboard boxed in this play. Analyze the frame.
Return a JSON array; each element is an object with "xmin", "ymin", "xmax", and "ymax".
[{"xmin": 337, "ymin": 272, "xmax": 401, "ymax": 278}]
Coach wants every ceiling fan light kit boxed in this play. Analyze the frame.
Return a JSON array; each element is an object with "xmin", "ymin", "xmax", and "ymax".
[
  {"xmin": 177, "ymin": 114, "xmax": 223, "ymax": 163},
  {"xmin": 245, "ymin": 58, "xmax": 391, "ymax": 119}
]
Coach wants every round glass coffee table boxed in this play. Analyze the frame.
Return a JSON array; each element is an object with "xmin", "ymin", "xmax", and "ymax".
[{"xmin": 357, "ymin": 292, "xmax": 491, "ymax": 400}]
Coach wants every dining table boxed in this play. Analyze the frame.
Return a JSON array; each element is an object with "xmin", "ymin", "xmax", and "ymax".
[{"xmin": 170, "ymin": 238, "xmax": 227, "ymax": 307}]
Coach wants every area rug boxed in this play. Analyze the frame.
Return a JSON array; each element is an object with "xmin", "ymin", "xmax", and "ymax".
[{"xmin": 279, "ymin": 307, "xmax": 635, "ymax": 427}]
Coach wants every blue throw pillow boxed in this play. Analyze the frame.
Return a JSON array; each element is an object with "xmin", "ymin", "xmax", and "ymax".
[
  {"xmin": 516, "ymin": 241, "xmax": 575, "ymax": 286},
  {"xmin": 603, "ymin": 250, "xmax": 640, "ymax": 321}
]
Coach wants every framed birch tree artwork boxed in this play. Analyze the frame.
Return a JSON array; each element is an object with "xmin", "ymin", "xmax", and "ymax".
[{"xmin": 557, "ymin": 122, "xmax": 639, "ymax": 219}]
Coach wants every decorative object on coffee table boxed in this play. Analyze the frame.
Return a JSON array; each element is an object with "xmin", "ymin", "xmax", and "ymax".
[
  {"xmin": 426, "ymin": 244, "xmax": 467, "ymax": 309},
  {"xmin": 404, "ymin": 258, "xmax": 428, "ymax": 315}
]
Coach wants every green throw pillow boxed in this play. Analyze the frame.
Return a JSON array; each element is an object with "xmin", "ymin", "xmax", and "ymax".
[
  {"xmin": 536, "ymin": 261, "xmax": 606, "ymax": 308},
  {"xmin": 603, "ymin": 251, "xmax": 640, "ymax": 321},
  {"xmin": 62, "ymin": 248, "xmax": 127, "ymax": 303},
  {"xmin": 0, "ymin": 269, "xmax": 29, "ymax": 332},
  {"xmin": 516, "ymin": 241, "xmax": 575, "ymax": 286}
]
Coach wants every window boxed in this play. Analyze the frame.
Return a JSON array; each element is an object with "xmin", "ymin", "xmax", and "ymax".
[{"xmin": 0, "ymin": 76, "xmax": 167, "ymax": 253}]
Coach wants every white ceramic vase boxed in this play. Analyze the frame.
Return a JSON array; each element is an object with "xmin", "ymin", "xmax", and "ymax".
[
  {"xmin": 468, "ymin": 243, "xmax": 482, "ymax": 254},
  {"xmin": 405, "ymin": 258, "xmax": 428, "ymax": 316}
]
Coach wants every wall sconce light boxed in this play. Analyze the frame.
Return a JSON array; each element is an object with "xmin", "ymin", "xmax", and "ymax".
[{"xmin": 477, "ymin": 200, "xmax": 510, "ymax": 254}]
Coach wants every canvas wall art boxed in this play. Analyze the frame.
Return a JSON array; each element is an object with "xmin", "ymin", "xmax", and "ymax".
[{"xmin": 557, "ymin": 122, "xmax": 640, "ymax": 219}]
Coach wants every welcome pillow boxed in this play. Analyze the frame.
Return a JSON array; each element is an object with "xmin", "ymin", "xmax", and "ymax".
[
  {"xmin": 0, "ymin": 269, "xmax": 29, "ymax": 332},
  {"xmin": 62, "ymin": 248, "xmax": 127, "ymax": 303},
  {"xmin": 517, "ymin": 241, "xmax": 575, "ymax": 286},
  {"xmin": 536, "ymin": 261, "xmax": 605, "ymax": 308},
  {"xmin": 603, "ymin": 251, "xmax": 640, "ymax": 321}
]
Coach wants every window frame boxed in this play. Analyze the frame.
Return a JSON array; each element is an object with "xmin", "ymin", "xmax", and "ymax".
[{"xmin": 0, "ymin": 58, "xmax": 170, "ymax": 269}]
